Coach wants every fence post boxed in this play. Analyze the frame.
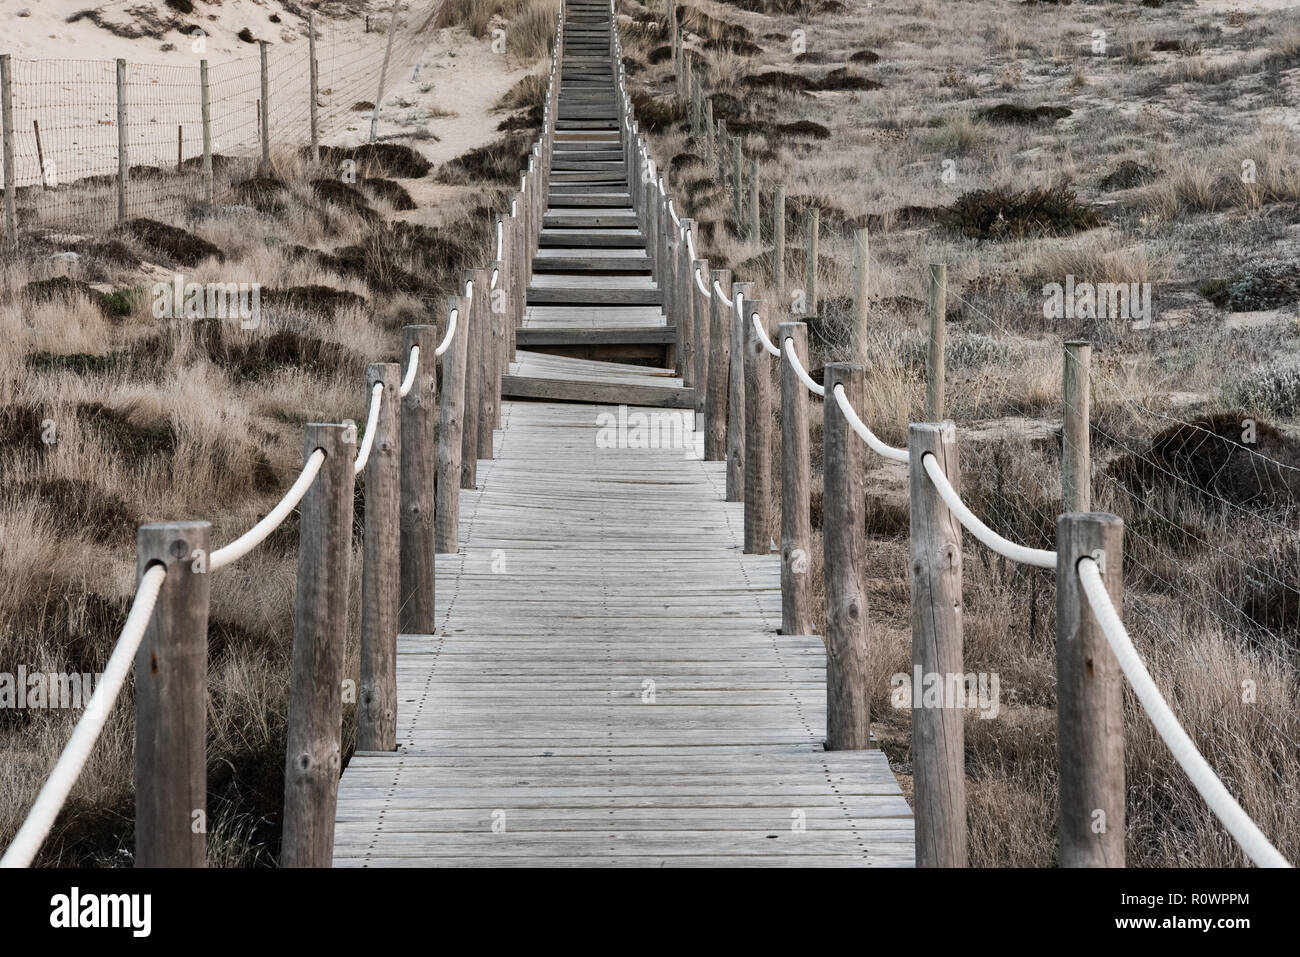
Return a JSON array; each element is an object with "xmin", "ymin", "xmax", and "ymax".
[
  {"xmin": 805, "ymin": 205, "xmax": 819, "ymax": 318},
  {"xmin": 726, "ymin": 281, "xmax": 753, "ymax": 502},
  {"xmin": 282, "ymin": 423, "xmax": 355, "ymax": 868},
  {"xmin": 692, "ymin": 255, "xmax": 709, "ymax": 415},
  {"xmin": 1056, "ymin": 512, "xmax": 1125, "ymax": 867},
  {"xmin": 748, "ymin": 159, "xmax": 760, "ymax": 243},
  {"xmin": 779, "ymin": 322, "xmax": 812, "ymax": 636},
  {"xmin": 677, "ymin": 219, "xmax": 695, "ymax": 387},
  {"xmin": 360, "ymin": 363, "xmax": 401, "ymax": 751},
  {"xmin": 480, "ymin": 260, "xmax": 504, "ymax": 451},
  {"xmin": 772, "ymin": 184, "xmax": 785, "ymax": 295},
  {"xmin": 1, "ymin": 55, "xmax": 16, "ymax": 249},
  {"xmin": 436, "ymin": 295, "xmax": 469, "ymax": 552},
  {"xmin": 742, "ymin": 297, "xmax": 771, "ymax": 554},
  {"xmin": 308, "ymin": 14, "xmax": 320, "ymax": 164},
  {"xmin": 134, "ymin": 520, "xmax": 210, "ymax": 868},
  {"xmin": 116, "ymin": 59, "xmax": 128, "ymax": 223},
  {"xmin": 703, "ymin": 98, "xmax": 714, "ymax": 161},
  {"xmin": 823, "ymin": 362, "xmax": 870, "ymax": 750},
  {"xmin": 1063, "ymin": 341, "xmax": 1091, "ymax": 513},
  {"xmin": 370, "ymin": 0, "xmax": 401, "ymax": 143},
  {"xmin": 852, "ymin": 226, "xmax": 869, "ymax": 361},
  {"xmin": 461, "ymin": 269, "xmax": 486, "ymax": 489},
  {"xmin": 926, "ymin": 263, "xmax": 946, "ymax": 421},
  {"xmin": 197, "ymin": 60, "xmax": 213, "ymax": 206},
  {"xmin": 704, "ymin": 267, "xmax": 732, "ymax": 460},
  {"xmin": 908, "ymin": 422, "xmax": 966, "ymax": 867},
  {"xmin": 259, "ymin": 42, "xmax": 271, "ymax": 172},
  {"xmin": 731, "ymin": 139, "xmax": 743, "ymax": 227}
]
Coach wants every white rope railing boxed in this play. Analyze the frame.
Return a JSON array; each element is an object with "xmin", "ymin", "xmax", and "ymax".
[
  {"xmin": 694, "ymin": 266, "xmax": 710, "ymax": 297},
  {"xmin": 1077, "ymin": 558, "xmax": 1292, "ymax": 868},
  {"xmin": 0, "ymin": 563, "xmax": 167, "ymax": 869},
  {"xmin": 921, "ymin": 452, "xmax": 1057, "ymax": 568},
  {"xmin": 753, "ymin": 312, "xmax": 780, "ymax": 358},
  {"xmin": 832, "ymin": 383, "xmax": 908, "ymax": 463},
  {"xmin": 783, "ymin": 336, "xmax": 825, "ymax": 397},
  {"xmin": 353, "ymin": 382, "xmax": 384, "ymax": 475},
  {"xmin": 713, "ymin": 280, "xmax": 732, "ymax": 308},
  {"xmin": 399, "ymin": 345, "xmax": 419, "ymax": 397},
  {"xmin": 435, "ymin": 309, "xmax": 458, "ymax": 357},
  {"xmin": 209, "ymin": 449, "xmax": 327, "ymax": 572}
]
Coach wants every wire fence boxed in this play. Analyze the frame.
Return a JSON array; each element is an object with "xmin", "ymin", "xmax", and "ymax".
[{"xmin": 1, "ymin": 1, "xmax": 442, "ymax": 237}]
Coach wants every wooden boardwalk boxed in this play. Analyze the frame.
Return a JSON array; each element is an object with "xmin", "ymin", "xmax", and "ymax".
[{"xmin": 332, "ymin": 0, "xmax": 914, "ymax": 867}]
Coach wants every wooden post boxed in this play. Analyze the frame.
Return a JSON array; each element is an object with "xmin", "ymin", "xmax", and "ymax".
[
  {"xmin": 34, "ymin": 121, "xmax": 47, "ymax": 189},
  {"xmin": 852, "ymin": 227, "xmax": 869, "ymax": 361},
  {"xmin": 259, "ymin": 41, "xmax": 271, "ymax": 173},
  {"xmin": 1063, "ymin": 341, "xmax": 1091, "ymax": 513},
  {"xmin": 479, "ymin": 261, "xmax": 503, "ymax": 455},
  {"xmin": 704, "ymin": 268, "xmax": 732, "ymax": 460},
  {"xmin": 677, "ymin": 219, "xmax": 695, "ymax": 387},
  {"xmin": 370, "ymin": 0, "xmax": 401, "ymax": 144},
  {"xmin": 436, "ymin": 296, "xmax": 469, "ymax": 552},
  {"xmin": 748, "ymin": 158, "xmax": 760, "ymax": 243},
  {"xmin": 703, "ymin": 98, "xmax": 713, "ymax": 161},
  {"xmin": 692, "ymin": 256, "xmax": 709, "ymax": 414},
  {"xmin": 281, "ymin": 423, "xmax": 355, "ymax": 868},
  {"xmin": 1, "ymin": 56, "xmax": 15, "ymax": 248},
  {"xmin": 908, "ymin": 422, "xmax": 966, "ymax": 867},
  {"xmin": 926, "ymin": 264, "xmax": 947, "ymax": 421},
  {"xmin": 135, "ymin": 520, "xmax": 210, "ymax": 868},
  {"xmin": 772, "ymin": 184, "xmax": 785, "ymax": 295},
  {"xmin": 308, "ymin": 14, "xmax": 320, "ymax": 164},
  {"xmin": 401, "ymin": 327, "xmax": 438, "ymax": 629},
  {"xmin": 779, "ymin": 322, "xmax": 812, "ymax": 636},
  {"xmin": 461, "ymin": 270, "xmax": 484, "ymax": 489},
  {"xmin": 1056, "ymin": 512, "xmax": 1125, "ymax": 867},
  {"xmin": 199, "ymin": 60, "xmax": 213, "ymax": 206},
  {"xmin": 742, "ymin": 297, "xmax": 771, "ymax": 554},
  {"xmin": 176, "ymin": 124, "xmax": 183, "ymax": 173},
  {"xmin": 717, "ymin": 119, "xmax": 728, "ymax": 180},
  {"xmin": 731, "ymin": 138, "xmax": 742, "ymax": 227},
  {"xmin": 823, "ymin": 363, "xmax": 870, "ymax": 750},
  {"xmin": 805, "ymin": 205, "xmax": 819, "ymax": 318},
  {"xmin": 116, "ymin": 59, "xmax": 128, "ymax": 222},
  {"xmin": 726, "ymin": 282, "xmax": 753, "ymax": 502},
  {"xmin": 359, "ymin": 363, "xmax": 402, "ymax": 753}
]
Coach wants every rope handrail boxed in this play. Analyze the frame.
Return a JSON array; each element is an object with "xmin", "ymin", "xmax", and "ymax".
[
  {"xmin": 783, "ymin": 336, "xmax": 825, "ymax": 397},
  {"xmin": 1077, "ymin": 557, "xmax": 1292, "ymax": 868},
  {"xmin": 693, "ymin": 266, "xmax": 710, "ymax": 297},
  {"xmin": 753, "ymin": 313, "xmax": 780, "ymax": 358},
  {"xmin": 435, "ymin": 308, "xmax": 458, "ymax": 357},
  {"xmin": 209, "ymin": 449, "xmax": 327, "ymax": 572},
  {"xmin": 921, "ymin": 452, "xmax": 1057, "ymax": 568},
  {"xmin": 684, "ymin": 225, "xmax": 698, "ymax": 261},
  {"xmin": 713, "ymin": 280, "xmax": 732, "ymax": 308},
  {"xmin": 399, "ymin": 345, "xmax": 419, "ymax": 397},
  {"xmin": 0, "ymin": 563, "xmax": 168, "ymax": 869},
  {"xmin": 353, "ymin": 383, "xmax": 384, "ymax": 475},
  {"xmin": 832, "ymin": 383, "xmax": 909, "ymax": 463}
]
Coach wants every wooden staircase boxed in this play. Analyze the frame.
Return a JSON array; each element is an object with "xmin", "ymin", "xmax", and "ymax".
[{"xmin": 502, "ymin": 0, "xmax": 690, "ymax": 407}]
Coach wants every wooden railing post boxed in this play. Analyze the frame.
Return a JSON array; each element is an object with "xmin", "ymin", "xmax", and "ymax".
[
  {"xmin": 926, "ymin": 263, "xmax": 947, "ymax": 421},
  {"xmin": 677, "ymin": 219, "xmax": 695, "ymax": 387},
  {"xmin": 486, "ymin": 254, "xmax": 507, "ymax": 435},
  {"xmin": 704, "ymin": 267, "xmax": 732, "ymax": 460},
  {"xmin": 731, "ymin": 139, "xmax": 743, "ymax": 227},
  {"xmin": 779, "ymin": 322, "xmax": 812, "ymax": 636},
  {"xmin": 1, "ymin": 55, "xmax": 16, "ymax": 249},
  {"xmin": 135, "ymin": 520, "xmax": 210, "ymax": 868},
  {"xmin": 1056, "ymin": 512, "xmax": 1125, "ymax": 867},
  {"xmin": 116, "ymin": 58, "xmax": 128, "ymax": 222},
  {"xmin": 461, "ymin": 268, "xmax": 487, "ymax": 488},
  {"xmin": 259, "ymin": 41, "xmax": 271, "ymax": 172},
  {"xmin": 908, "ymin": 422, "xmax": 966, "ymax": 867},
  {"xmin": 692, "ymin": 255, "xmax": 710, "ymax": 415},
  {"xmin": 282, "ymin": 423, "xmax": 355, "ymax": 868},
  {"xmin": 805, "ymin": 205, "xmax": 820, "ymax": 318},
  {"xmin": 748, "ymin": 158, "xmax": 760, "ymax": 243},
  {"xmin": 772, "ymin": 184, "xmax": 785, "ymax": 295},
  {"xmin": 437, "ymin": 296, "xmax": 469, "ymax": 553},
  {"xmin": 199, "ymin": 59, "xmax": 213, "ymax": 206},
  {"xmin": 1063, "ymin": 340, "xmax": 1091, "ymax": 513},
  {"xmin": 823, "ymin": 363, "xmax": 869, "ymax": 750},
  {"xmin": 361, "ymin": 362, "xmax": 402, "ymax": 752},
  {"xmin": 400, "ymin": 327, "xmax": 436, "ymax": 631},
  {"xmin": 726, "ymin": 281, "xmax": 753, "ymax": 502},
  {"xmin": 742, "ymin": 297, "xmax": 771, "ymax": 553},
  {"xmin": 852, "ymin": 226, "xmax": 869, "ymax": 362}
]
